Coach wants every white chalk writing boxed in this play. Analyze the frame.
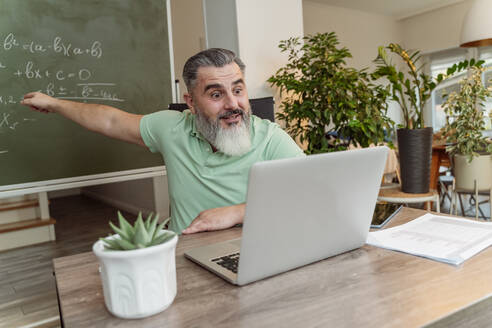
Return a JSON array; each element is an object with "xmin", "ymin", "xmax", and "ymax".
[
  {"xmin": 0, "ymin": 112, "xmax": 18, "ymax": 130},
  {"xmin": 14, "ymin": 62, "xmax": 93, "ymax": 81},
  {"xmin": 0, "ymin": 32, "xmax": 125, "ymax": 110},
  {"xmin": 3, "ymin": 33, "xmax": 102, "ymax": 58},
  {"xmin": 0, "ymin": 31, "xmax": 125, "ymax": 137},
  {"xmin": 0, "ymin": 113, "xmax": 10, "ymax": 126}
]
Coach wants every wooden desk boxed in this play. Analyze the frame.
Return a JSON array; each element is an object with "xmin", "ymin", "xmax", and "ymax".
[{"xmin": 53, "ymin": 208, "xmax": 492, "ymax": 327}]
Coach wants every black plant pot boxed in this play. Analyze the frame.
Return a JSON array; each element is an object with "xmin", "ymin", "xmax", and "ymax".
[{"xmin": 397, "ymin": 127, "xmax": 433, "ymax": 193}]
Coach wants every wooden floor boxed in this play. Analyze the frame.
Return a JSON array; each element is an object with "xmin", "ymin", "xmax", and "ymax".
[{"xmin": 0, "ymin": 195, "xmax": 134, "ymax": 328}]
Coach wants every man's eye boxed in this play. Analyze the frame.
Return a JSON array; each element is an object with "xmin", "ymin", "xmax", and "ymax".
[
  {"xmin": 211, "ymin": 92, "xmax": 221, "ymax": 99},
  {"xmin": 234, "ymin": 88, "xmax": 243, "ymax": 95}
]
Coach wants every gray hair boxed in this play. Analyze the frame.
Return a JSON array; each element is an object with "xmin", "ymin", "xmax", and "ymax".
[{"xmin": 182, "ymin": 48, "xmax": 245, "ymax": 92}]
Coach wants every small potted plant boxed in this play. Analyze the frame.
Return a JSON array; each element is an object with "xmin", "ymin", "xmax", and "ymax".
[
  {"xmin": 372, "ymin": 44, "xmax": 482, "ymax": 193},
  {"xmin": 442, "ymin": 66, "xmax": 492, "ymax": 216},
  {"xmin": 268, "ymin": 32, "xmax": 393, "ymax": 154},
  {"xmin": 93, "ymin": 211, "xmax": 178, "ymax": 319}
]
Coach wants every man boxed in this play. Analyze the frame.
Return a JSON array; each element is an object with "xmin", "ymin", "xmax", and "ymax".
[{"xmin": 21, "ymin": 48, "xmax": 304, "ymax": 234}]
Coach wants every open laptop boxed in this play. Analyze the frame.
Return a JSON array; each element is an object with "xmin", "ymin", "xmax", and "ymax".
[{"xmin": 184, "ymin": 146, "xmax": 388, "ymax": 285}]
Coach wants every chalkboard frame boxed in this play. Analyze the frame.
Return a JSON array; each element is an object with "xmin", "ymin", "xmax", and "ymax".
[{"xmin": 0, "ymin": 166, "xmax": 167, "ymax": 198}]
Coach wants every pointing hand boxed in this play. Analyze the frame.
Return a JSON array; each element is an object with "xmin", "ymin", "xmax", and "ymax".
[{"xmin": 20, "ymin": 92, "xmax": 57, "ymax": 113}]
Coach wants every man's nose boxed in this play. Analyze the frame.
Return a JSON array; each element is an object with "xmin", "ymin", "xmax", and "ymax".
[{"xmin": 223, "ymin": 92, "xmax": 238, "ymax": 110}]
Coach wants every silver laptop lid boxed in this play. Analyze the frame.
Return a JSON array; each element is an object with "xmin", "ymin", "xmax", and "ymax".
[{"xmin": 236, "ymin": 146, "xmax": 388, "ymax": 285}]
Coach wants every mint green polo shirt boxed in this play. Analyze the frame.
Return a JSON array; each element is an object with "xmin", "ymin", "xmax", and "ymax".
[{"xmin": 140, "ymin": 110, "xmax": 305, "ymax": 234}]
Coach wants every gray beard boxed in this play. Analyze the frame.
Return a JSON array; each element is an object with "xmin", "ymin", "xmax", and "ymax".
[{"xmin": 195, "ymin": 107, "xmax": 252, "ymax": 157}]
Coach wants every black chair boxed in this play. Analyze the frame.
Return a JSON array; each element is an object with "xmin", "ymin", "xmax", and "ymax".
[
  {"xmin": 167, "ymin": 96, "xmax": 275, "ymax": 122},
  {"xmin": 167, "ymin": 103, "xmax": 189, "ymax": 112},
  {"xmin": 249, "ymin": 96, "xmax": 275, "ymax": 122}
]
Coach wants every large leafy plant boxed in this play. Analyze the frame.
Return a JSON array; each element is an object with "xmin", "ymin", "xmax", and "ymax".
[
  {"xmin": 372, "ymin": 43, "xmax": 482, "ymax": 129},
  {"xmin": 268, "ymin": 32, "xmax": 393, "ymax": 154},
  {"xmin": 443, "ymin": 66, "xmax": 492, "ymax": 162},
  {"xmin": 101, "ymin": 211, "xmax": 175, "ymax": 251}
]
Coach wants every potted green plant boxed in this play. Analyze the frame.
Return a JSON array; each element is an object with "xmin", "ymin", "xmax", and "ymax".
[
  {"xmin": 442, "ymin": 66, "xmax": 492, "ymax": 217},
  {"xmin": 372, "ymin": 44, "xmax": 481, "ymax": 193},
  {"xmin": 92, "ymin": 211, "xmax": 178, "ymax": 319},
  {"xmin": 268, "ymin": 32, "xmax": 393, "ymax": 154}
]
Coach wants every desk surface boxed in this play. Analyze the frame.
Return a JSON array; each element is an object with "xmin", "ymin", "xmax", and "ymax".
[{"xmin": 53, "ymin": 207, "xmax": 492, "ymax": 327}]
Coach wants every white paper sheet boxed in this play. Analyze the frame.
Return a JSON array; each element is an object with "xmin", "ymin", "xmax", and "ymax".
[{"xmin": 367, "ymin": 213, "xmax": 492, "ymax": 265}]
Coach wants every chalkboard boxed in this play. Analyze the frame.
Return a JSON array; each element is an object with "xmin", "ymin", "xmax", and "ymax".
[{"xmin": 0, "ymin": 0, "xmax": 173, "ymax": 187}]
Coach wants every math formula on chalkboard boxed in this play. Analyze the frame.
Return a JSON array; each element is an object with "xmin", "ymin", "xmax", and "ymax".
[
  {"xmin": 0, "ymin": 31, "xmax": 127, "ymax": 148},
  {"xmin": 0, "ymin": 32, "xmax": 124, "ymax": 106}
]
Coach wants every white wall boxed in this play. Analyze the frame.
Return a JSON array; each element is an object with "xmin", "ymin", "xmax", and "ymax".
[
  {"xmin": 173, "ymin": 0, "xmax": 305, "ymax": 100},
  {"xmin": 400, "ymin": 0, "xmax": 472, "ymax": 53},
  {"xmin": 303, "ymin": 1, "xmax": 402, "ymax": 70},
  {"xmin": 303, "ymin": 0, "xmax": 403, "ymax": 124},
  {"xmin": 203, "ymin": 0, "xmax": 239, "ymax": 55},
  {"xmin": 171, "ymin": 0, "xmax": 206, "ymax": 100},
  {"xmin": 235, "ymin": 0, "xmax": 304, "ymax": 98}
]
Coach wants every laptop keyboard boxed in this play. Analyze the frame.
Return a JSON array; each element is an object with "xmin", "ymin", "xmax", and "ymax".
[{"xmin": 211, "ymin": 252, "xmax": 240, "ymax": 273}]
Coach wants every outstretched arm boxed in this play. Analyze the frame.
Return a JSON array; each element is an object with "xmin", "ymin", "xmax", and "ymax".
[
  {"xmin": 181, "ymin": 204, "xmax": 245, "ymax": 234},
  {"xmin": 21, "ymin": 92, "xmax": 145, "ymax": 146}
]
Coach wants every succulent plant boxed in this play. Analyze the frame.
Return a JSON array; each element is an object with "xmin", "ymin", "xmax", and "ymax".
[{"xmin": 101, "ymin": 211, "xmax": 175, "ymax": 251}]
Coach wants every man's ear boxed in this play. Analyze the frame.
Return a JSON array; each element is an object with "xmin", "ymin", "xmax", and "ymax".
[{"xmin": 183, "ymin": 93, "xmax": 196, "ymax": 114}]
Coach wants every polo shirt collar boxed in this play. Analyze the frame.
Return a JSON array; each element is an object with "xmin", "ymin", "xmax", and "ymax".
[{"xmin": 188, "ymin": 112, "xmax": 203, "ymax": 140}]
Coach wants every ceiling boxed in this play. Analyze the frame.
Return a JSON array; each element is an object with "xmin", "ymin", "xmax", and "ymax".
[{"xmin": 307, "ymin": 0, "xmax": 465, "ymax": 20}]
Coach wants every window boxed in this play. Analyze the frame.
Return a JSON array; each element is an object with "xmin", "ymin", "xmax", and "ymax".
[
  {"xmin": 427, "ymin": 47, "xmax": 492, "ymax": 132},
  {"xmin": 428, "ymin": 48, "xmax": 468, "ymax": 131}
]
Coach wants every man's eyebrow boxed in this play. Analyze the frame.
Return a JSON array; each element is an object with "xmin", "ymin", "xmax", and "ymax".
[
  {"xmin": 232, "ymin": 78, "xmax": 245, "ymax": 86},
  {"xmin": 203, "ymin": 79, "xmax": 245, "ymax": 93},
  {"xmin": 203, "ymin": 83, "xmax": 223, "ymax": 93}
]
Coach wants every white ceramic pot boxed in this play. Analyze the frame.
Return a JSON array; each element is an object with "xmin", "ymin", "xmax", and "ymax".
[
  {"xmin": 92, "ymin": 233, "xmax": 178, "ymax": 319},
  {"xmin": 454, "ymin": 153, "xmax": 492, "ymax": 190}
]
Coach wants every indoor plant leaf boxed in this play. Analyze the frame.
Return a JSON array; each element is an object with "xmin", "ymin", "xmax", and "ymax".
[
  {"xmin": 117, "ymin": 211, "xmax": 134, "ymax": 236},
  {"xmin": 133, "ymin": 214, "xmax": 151, "ymax": 248},
  {"xmin": 268, "ymin": 32, "xmax": 394, "ymax": 154}
]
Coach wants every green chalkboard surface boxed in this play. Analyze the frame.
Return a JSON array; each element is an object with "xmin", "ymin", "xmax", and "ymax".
[{"xmin": 0, "ymin": 0, "xmax": 172, "ymax": 187}]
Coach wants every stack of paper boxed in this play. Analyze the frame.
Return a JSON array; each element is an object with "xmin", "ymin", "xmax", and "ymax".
[{"xmin": 367, "ymin": 213, "xmax": 492, "ymax": 265}]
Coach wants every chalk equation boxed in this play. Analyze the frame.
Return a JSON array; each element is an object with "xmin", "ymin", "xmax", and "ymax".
[
  {"xmin": 10, "ymin": 61, "xmax": 93, "ymax": 81},
  {"xmin": 0, "ymin": 32, "xmax": 125, "ymax": 107},
  {"xmin": 0, "ymin": 112, "xmax": 24, "ymax": 132},
  {"xmin": 47, "ymin": 82, "xmax": 124, "ymax": 102},
  {"xmin": 0, "ymin": 82, "xmax": 124, "ymax": 107},
  {"xmin": 3, "ymin": 33, "xmax": 102, "ymax": 58},
  {"xmin": 0, "ymin": 96, "xmax": 18, "ymax": 105},
  {"xmin": 0, "ymin": 31, "xmax": 127, "ymax": 136}
]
